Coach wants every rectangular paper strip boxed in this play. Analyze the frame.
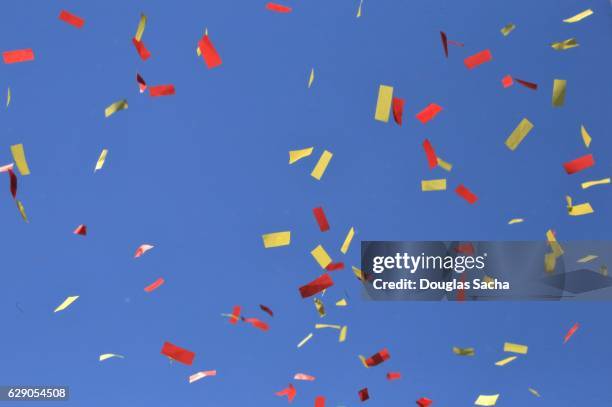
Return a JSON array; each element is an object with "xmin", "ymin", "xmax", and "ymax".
[
  {"xmin": 54, "ymin": 296, "xmax": 79, "ymax": 313},
  {"xmin": 505, "ymin": 118, "xmax": 533, "ymax": 151},
  {"xmin": 340, "ymin": 227, "xmax": 355, "ymax": 254},
  {"xmin": 311, "ymin": 245, "xmax": 332, "ymax": 269},
  {"xmin": 94, "ymin": 149, "xmax": 108, "ymax": 172},
  {"xmin": 421, "ymin": 179, "xmax": 447, "ymax": 191},
  {"xmin": 59, "ymin": 10, "xmax": 85, "ymax": 28},
  {"xmin": 563, "ymin": 9, "xmax": 593, "ymax": 23},
  {"xmin": 552, "ymin": 79, "xmax": 567, "ymax": 107},
  {"xmin": 577, "ymin": 255, "xmax": 598, "ymax": 263},
  {"xmin": 563, "ymin": 154, "xmax": 594, "ymax": 174},
  {"xmin": 105, "ymin": 100, "xmax": 128, "ymax": 117},
  {"xmin": 582, "ymin": 178, "xmax": 610, "ymax": 189},
  {"xmin": 495, "ymin": 356, "xmax": 517, "ymax": 366},
  {"xmin": 464, "ymin": 50, "xmax": 492, "ymax": 69},
  {"xmin": 311, "ymin": 150, "xmax": 332, "ymax": 180},
  {"xmin": 3, "ymin": 49, "xmax": 34, "ymax": 64},
  {"xmin": 504, "ymin": 342, "xmax": 528, "ymax": 354},
  {"xmin": 474, "ymin": 394, "xmax": 499, "ymax": 406},
  {"xmin": 262, "ymin": 231, "xmax": 291, "ymax": 248},
  {"xmin": 374, "ymin": 85, "xmax": 393, "ymax": 122},
  {"xmin": 10, "ymin": 144, "xmax": 31, "ymax": 175}
]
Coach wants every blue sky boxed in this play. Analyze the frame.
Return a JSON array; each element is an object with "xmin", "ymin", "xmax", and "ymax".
[{"xmin": 1, "ymin": 0, "xmax": 611, "ymax": 405}]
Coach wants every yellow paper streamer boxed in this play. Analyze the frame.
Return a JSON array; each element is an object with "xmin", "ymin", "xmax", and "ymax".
[
  {"xmin": 16, "ymin": 200, "xmax": 28, "ymax": 222},
  {"xmin": 105, "ymin": 100, "xmax": 128, "ymax": 118},
  {"xmin": 315, "ymin": 324, "xmax": 341, "ymax": 330},
  {"xmin": 356, "ymin": 0, "xmax": 363, "ymax": 18},
  {"xmin": 500, "ymin": 23, "xmax": 516, "ymax": 36},
  {"xmin": 374, "ymin": 85, "xmax": 393, "ymax": 122},
  {"xmin": 495, "ymin": 356, "xmax": 517, "ymax": 366},
  {"xmin": 54, "ymin": 296, "xmax": 79, "ymax": 313},
  {"xmin": 339, "ymin": 325, "xmax": 347, "ymax": 342},
  {"xmin": 308, "ymin": 68, "xmax": 315, "ymax": 88},
  {"xmin": 311, "ymin": 245, "xmax": 332, "ymax": 269},
  {"xmin": 452, "ymin": 347, "xmax": 475, "ymax": 356},
  {"xmin": 508, "ymin": 218, "xmax": 524, "ymax": 225},
  {"xmin": 551, "ymin": 38, "xmax": 579, "ymax": 50},
  {"xmin": 568, "ymin": 202, "xmax": 594, "ymax": 216},
  {"xmin": 135, "ymin": 13, "xmax": 147, "ymax": 41},
  {"xmin": 297, "ymin": 333, "xmax": 313, "ymax": 348},
  {"xmin": 563, "ymin": 9, "xmax": 593, "ymax": 23},
  {"xmin": 94, "ymin": 149, "xmax": 108, "ymax": 172},
  {"xmin": 10, "ymin": 144, "xmax": 31, "ymax": 176},
  {"xmin": 552, "ymin": 79, "xmax": 567, "ymax": 107},
  {"xmin": 352, "ymin": 266, "xmax": 365, "ymax": 281},
  {"xmin": 528, "ymin": 388, "xmax": 541, "ymax": 397},
  {"xmin": 437, "ymin": 157, "xmax": 453, "ymax": 171},
  {"xmin": 546, "ymin": 229, "xmax": 564, "ymax": 257},
  {"xmin": 581, "ymin": 178, "xmax": 610, "ymax": 189},
  {"xmin": 311, "ymin": 150, "xmax": 332, "ymax": 180},
  {"xmin": 504, "ymin": 342, "xmax": 528, "ymax": 354},
  {"xmin": 314, "ymin": 298, "xmax": 326, "ymax": 317},
  {"xmin": 336, "ymin": 298, "xmax": 348, "ymax": 307},
  {"xmin": 289, "ymin": 147, "xmax": 313, "ymax": 164},
  {"xmin": 577, "ymin": 255, "xmax": 598, "ymax": 263},
  {"xmin": 99, "ymin": 354, "xmax": 125, "ymax": 361},
  {"xmin": 6, "ymin": 87, "xmax": 10, "ymax": 107},
  {"xmin": 581, "ymin": 125, "xmax": 592, "ymax": 147},
  {"xmin": 475, "ymin": 394, "xmax": 499, "ymax": 406},
  {"xmin": 262, "ymin": 231, "xmax": 291, "ymax": 248},
  {"xmin": 505, "ymin": 118, "xmax": 534, "ymax": 151},
  {"xmin": 421, "ymin": 179, "xmax": 447, "ymax": 191},
  {"xmin": 340, "ymin": 227, "xmax": 355, "ymax": 254}
]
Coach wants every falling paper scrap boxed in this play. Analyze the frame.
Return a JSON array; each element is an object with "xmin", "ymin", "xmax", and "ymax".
[
  {"xmin": 422, "ymin": 139, "xmax": 438, "ymax": 168},
  {"xmin": 416, "ymin": 397, "xmax": 433, "ymax": 407},
  {"xmin": 474, "ymin": 394, "xmax": 499, "ymax": 406},
  {"xmin": 528, "ymin": 388, "xmax": 541, "ymax": 397},
  {"xmin": 294, "ymin": 373, "xmax": 315, "ymax": 381},
  {"xmin": 358, "ymin": 388, "xmax": 369, "ymax": 402},
  {"xmin": 275, "ymin": 384, "xmax": 296, "ymax": 403},
  {"xmin": 137, "ymin": 73, "xmax": 147, "ymax": 93},
  {"xmin": 311, "ymin": 150, "xmax": 333, "ymax": 180},
  {"xmin": 259, "ymin": 304, "xmax": 274, "ymax": 317},
  {"xmin": 341, "ymin": 227, "xmax": 355, "ymax": 254},
  {"xmin": 54, "ymin": 296, "xmax": 79, "ymax": 313},
  {"xmin": 10, "ymin": 144, "xmax": 31, "ymax": 176},
  {"xmin": 73, "ymin": 224, "xmax": 87, "ymax": 236},
  {"xmin": 99, "ymin": 354, "xmax": 124, "ymax": 361},
  {"xmin": 504, "ymin": 342, "xmax": 528, "ymax": 354},
  {"xmin": 437, "ymin": 157, "xmax": 452, "ymax": 171},
  {"xmin": 453, "ymin": 347, "xmax": 475, "ymax": 356},
  {"xmin": 308, "ymin": 68, "xmax": 315, "ymax": 88},
  {"xmin": 581, "ymin": 125, "xmax": 592, "ymax": 147},
  {"xmin": 582, "ymin": 178, "xmax": 610, "ymax": 189},
  {"xmin": 505, "ymin": 118, "xmax": 534, "ymax": 151},
  {"xmin": 577, "ymin": 255, "xmax": 598, "ymax": 263},
  {"xmin": 134, "ymin": 13, "xmax": 146, "ymax": 41},
  {"xmin": 416, "ymin": 104, "xmax": 443, "ymax": 124},
  {"xmin": 242, "ymin": 317, "xmax": 269, "ymax": 331},
  {"xmin": 132, "ymin": 38, "xmax": 151, "ymax": 60},
  {"xmin": 199, "ymin": 34, "xmax": 222, "ymax": 69},
  {"xmin": 297, "ymin": 333, "xmax": 313, "ymax": 348},
  {"xmin": 58, "ymin": 10, "xmax": 85, "ymax": 28},
  {"xmin": 564, "ymin": 322, "xmax": 580, "ymax": 344},
  {"xmin": 266, "ymin": 3, "xmax": 292, "ymax": 13},
  {"xmin": 144, "ymin": 278, "xmax": 165, "ymax": 292},
  {"xmin": 566, "ymin": 196, "xmax": 594, "ymax": 216},
  {"xmin": 387, "ymin": 372, "xmax": 401, "ymax": 380},
  {"xmin": 105, "ymin": 100, "xmax": 128, "ymax": 118},
  {"xmin": 299, "ymin": 274, "xmax": 334, "ymax": 298},
  {"xmin": 552, "ymin": 79, "xmax": 567, "ymax": 107},
  {"xmin": 315, "ymin": 396, "xmax": 325, "ymax": 407},
  {"xmin": 359, "ymin": 348, "xmax": 390, "ymax": 367},
  {"xmin": 455, "ymin": 184, "xmax": 478, "ymax": 204},
  {"xmin": 500, "ymin": 23, "xmax": 515, "ymax": 36},
  {"xmin": 94, "ymin": 149, "xmax": 108, "ymax": 172},
  {"xmin": 149, "ymin": 85, "xmax": 176, "ymax": 97},
  {"xmin": 563, "ymin": 9, "xmax": 593, "ymax": 23},
  {"xmin": 551, "ymin": 38, "xmax": 578, "ymax": 50},
  {"xmin": 134, "ymin": 244, "xmax": 154, "ymax": 258},
  {"xmin": 392, "ymin": 97, "xmax": 404, "ymax": 125},
  {"xmin": 262, "ymin": 231, "xmax": 291, "ymax": 248},
  {"xmin": 160, "ymin": 341, "xmax": 195, "ymax": 365},
  {"xmin": 508, "ymin": 218, "xmax": 524, "ymax": 225},
  {"xmin": 313, "ymin": 207, "xmax": 330, "ymax": 232},
  {"xmin": 289, "ymin": 147, "xmax": 313, "ymax": 164},
  {"xmin": 311, "ymin": 245, "xmax": 333, "ymax": 269},
  {"xmin": 464, "ymin": 50, "xmax": 492, "ymax": 69},
  {"xmin": 189, "ymin": 370, "xmax": 217, "ymax": 384},
  {"xmin": 495, "ymin": 356, "xmax": 517, "ymax": 366},
  {"xmin": 374, "ymin": 85, "xmax": 393, "ymax": 122},
  {"xmin": 563, "ymin": 154, "xmax": 594, "ymax": 175},
  {"xmin": 3, "ymin": 49, "xmax": 34, "ymax": 64},
  {"xmin": 421, "ymin": 179, "xmax": 447, "ymax": 191}
]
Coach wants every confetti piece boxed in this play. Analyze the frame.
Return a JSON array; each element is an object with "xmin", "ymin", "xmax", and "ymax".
[
  {"xmin": 416, "ymin": 103, "xmax": 443, "ymax": 124},
  {"xmin": 392, "ymin": 97, "xmax": 404, "ymax": 125},
  {"xmin": 289, "ymin": 147, "xmax": 313, "ymax": 164},
  {"xmin": 564, "ymin": 322, "xmax": 580, "ymax": 344},
  {"xmin": 504, "ymin": 342, "xmax": 527, "ymax": 354},
  {"xmin": 314, "ymin": 298, "xmax": 326, "ymax": 317},
  {"xmin": 10, "ymin": 144, "xmax": 30, "ymax": 176},
  {"xmin": 577, "ymin": 255, "xmax": 598, "ymax": 263},
  {"xmin": 313, "ymin": 207, "xmax": 330, "ymax": 232},
  {"xmin": 315, "ymin": 396, "xmax": 326, "ymax": 407},
  {"xmin": 563, "ymin": 9, "xmax": 593, "ymax": 23},
  {"xmin": 566, "ymin": 196, "xmax": 594, "ymax": 216},
  {"xmin": 16, "ymin": 200, "xmax": 28, "ymax": 222},
  {"xmin": 134, "ymin": 13, "xmax": 147, "ymax": 42},
  {"xmin": 359, "ymin": 348, "xmax": 390, "ymax": 368},
  {"xmin": 563, "ymin": 154, "xmax": 594, "ymax": 175},
  {"xmin": 6, "ymin": 87, "xmax": 10, "ymax": 107},
  {"xmin": 453, "ymin": 347, "xmax": 475, "ymax": 356},
  {"xmin": 229, "ymin": 305, "xmax": 241, "ymax": 324},
  {"xmin": 325, "ymin": 262, "xmax": 344, "ymax": 271},
  {"xmin": 422, "ymin": 139, "xmax": 438, "ymax": 168},
  {"xmin": 54, "ymin": 296, "xmax": 79, "ymax": 313},
  {"xmin": 297, "ymin": 333, "xmax": 313, "ymax": 348},
  {"xmin": 242, "ymin": 317, "xmax": 269, "ymax": 331},
  {"xmin": 352, "ymin": 266, "xmax": 366, "ymax": 281},
  {"xmin": 455, "ymin": 184, "xmax": 478, "ymax": 204},
  {"xmin": 134, "ymin": 244, "xmax": 154, "ymax": 258},
  {"xmin": 551, "ymin": 38, "xmax": 578, "ymax": 50},
  {"xmin": 440, "ymin": 31, "xmax": 449, "ymax": 57},
  {"xmin": 464, "ymin": 50, "xmax": 492, "ymax": 70},
  {"xmin": 421, "ymin": 179, "xmax": 447, "ymax": 192},
  {"xmin": 501, "ymin": 75, "xmax": 513, "ymax": 88},
  {"xmin": 552, "ymin": 79, "xmax": 567, "ymax": 107},
  {"xmin": 336, "ymin": 299, "xmax": 347, "ymax": 306},
  {"xmin": 582, "ymin": 178, "xmax": 610, "ymax": 189},
  {"xmin": 7, "ymin": 168, "xmax": 17, "ymax": 199},
  {"xmin": 581, "ymin": 125, "xmax": 592, "ymax": 148},
  {"xmin": 300, "ymin": 274, "xmax": 334, "ymax": 298},
  {"xmin": 315, "ymin": 324, "xmax": 341, "ymax": 330},
  {"xmin": 311, "ymin": 150, "xmax": 333, "ymax": 180},
  {"xmin": 161, "ymin": 341, "xmax": 195, "ymax": 365},
  {"xmin": 136, "ymin": 73, "xmax": 147, "ymax": 93},
  {"xmin": 515, "ymin": 78, "xmax": 538, "ymax": 90},
  {"xmin": 149, "ymin": 85, "xmax": 176, "ymax": 97},
  {"xmin": 144, "ymin": 277, "xmax": 165, "ymax": 293},
  {"xmin": 266, "ymin": 3, "xmax": 292, "ymax": 13},
  {"xmin": 437, "ymin": 157, "xmax": 452, "ymax": 171},
  {"xmin": 0, "ymin": 163, "xmax": 14, "ymax": 173},
  {"xmin": 189, "ymin": 370, "xmax": 217, "ymax": 383},
  {"xmin": 94, "ymin": 149, "xmax": 108, "ymax": 173},
  {"xmin": 374, "ymin": 85, "xmax": 394, "ymax": 122},
  {"xmin": 73, "ymin": 224, "xmax": 87, "ymax": 236},
  {"xmin": 58, "ymin": 10, "xmax": 84, "ymax": 28},
  {"xmin": 294, "ymin": 373, "xmax": 315, "ymax": 381},
  {"xmin": 416, "ymin": 397, "xmax": 433, "ymax": 407},
  {"xmin": 386, "ymin": 372, "xmax": 401, "ymax": 380},
  {"xmin": 99, "ymin": 354, "xmax": 124, "ymax": 361},
  {"xmin": 199, "ymin": 35, "xmax": 222, "ymax": 69},
  {"xmin": 311, "ymin": 245, "xmax": 333, "ymax": 269},
  {"xmin": 546, "ymin": 229, "xmax": 564, "ymax": 258},
  {"xmin": 339, "ymin": 325, "xmax": 347, "ymax": 342},
  {"xmin": 495, "ymin": 356, "xmax": 517, "ymax": 366},
  {"xmin": 356, "ymin": 0, "xmax": 363, "ymax": 18},
  {"xmin": 275, "ymin": 384, "xmax": 296, "ymax": 403},
  {"xmin": 262, "ymin": 231, "xmax": 291, "ymax": 248},
  {"xmin": 104, "ymin": 100, "xmax": 128, "ymax": 118},
  {"xmin": 259, "ymin": 304, "xmax": 274, "ymax": 317},
  {"xmin": 132, "ymin": 38, "xmax": 151, "ymax": 60},
  {"xmin": 3, "ymin": 49, "xmax": 34, "ymax": 64},
  {"xmin": 500, "ymin": 23, "xmax": 516, "ymax": 36},
  {"xmin": 308, "ymin": 68, "xmax": 314, "ymax": 88},
  {"xmin": 528, "ymin": 388, "xmax": 541, "ymax": 397},
  {"xmin": 358, "ymin": 388, "xmax": 369, "ymax": 402},
  {"xmin": 505, "ymin": 118, "xmax": 534, "ymax": 151},
  {"xmin": 340, "ymin": 227, "xmax": 355, "ymax": 254},
  {"xmin": 508, "ymin": 218, "xmax": 524, "ymax": 225},
  {"xmin": 474, "ymin": 394, "xmax": 499, "ymax": 406}
]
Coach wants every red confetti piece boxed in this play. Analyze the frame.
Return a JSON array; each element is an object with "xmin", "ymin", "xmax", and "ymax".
[
  {"xmin": 136, "ymin": 73, "xmax": 147, "ymax": 93},
  {"xmin": 440, "ymin": 31, "xmax": 449, "ymax": 58},
  {"xmin": 515, "ymin": 78, "xmax": 538, "ymax": 90},
  {"xmin": 455, "ymin": 243, "xmax": 474, "ymax": 255},
  {"xmin": 144, "ymin": 277, "xmax": 165, "ymax": 292},
  {"xmin": 8, "ymin": 168, "xmax": 17, "ymax": 199},
  {"xmin": 229, "ymin": 305, "xmax": 241, "ymax": 324},
  {"xmin": 325, "ymin": 262, "xmax": 345, "ymax": 271},
  {"xmin": 455, "ymin": 184, "xmax": 478, "ymax": 204},
  {"xmin": 416, "ymin": 103, "xmax": 443, "ymax": 124},
  {"xmin": 160, "ymin": 341, "xmax": 195, "ymax": 365},
  {"xmin": 242, "ymin": 317, "xmax": 269, "ymax": 331},
  {"xmin": 73, "ymin": 224, "xmax": 87, "ymax": 236},
  {"xmin": 299, "ymin": 274, "xmax": 334, "ymax": 298},
  {"xmin": 464, "ymin": 49, "xmax": 492, "ymax": 69},
  {"xmin": 58, "ymin": 10, "xmax": 85, "ymax": 28},
  {"xmin": 416, "ymin": 397, "xmax": 433, "ymax": 407},
  {"xmin": 266, "ymin": 2, "xmax": 292, "ymax": 13},
  {"xmin": 563, "ymin": 154, "xmax": 594, "ymax": 175},
  {"xmin": 149, "ymin": 84, "xmax": 176, "ymax": 97},
  {"xmin": 3, "ymin": 49, "xmax": 34, "ymax": 64},
  {"xmin": 564, "ymin": 322, "xmax": 580, "ymax": 344},
  {"xmin": 364, "ymin": 348, "xmax": 390, "ymax": 367},
  {"xmin": 422, "ymin": 139, "xmax": 438, "ymax": 169},
  {"xmin": 315, "ymin": 396, "xmax": 326, "ymax": 407},
  {"xmin": 275, "ymin": 384, "xmax": 296, "ymax": 403},
  {"xmin": 392, "ymin": 97, "xmax": 405, "ymax": 125},
  {"xmin": 134, "ymin": 244, "xmax": 154, "ymax": 258},
  {"xmin": 312, "ymin": 207, "xmax": 330, "ymax": 232},
  {"xmin": 199, "ymin": 35, "xmax": 222, "ymax": 69},
  {"xmin": 259, "ymin": 304, "xmax": 274, "ymax": 317},
  {"xmin": 502, "ymin": 75, "xmax": 514, "ymax": 88},
  {"xmin": 132, "ymin": 38, "xmax": 151, "ymax": 60},
  {"xmin": 386, "ymin": 372, "xmax": 401, "ymax": 380},
  {"xmin": 294, "ymin": 373, "xmax": 315, "ymax": 381},
  {"xmin": 358, "ymin": 388, "xmax": 370, "ymax": 402}
]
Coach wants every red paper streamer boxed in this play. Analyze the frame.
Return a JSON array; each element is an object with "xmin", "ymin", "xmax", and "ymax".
[
  {"xmin": 364, "ymin": 348, "xmax": 390, "ymax": 367},
  {"xmin": 358, "ymin": 388, "xmax": 370, "ymax": 402},
  {"xmin": 464, "ymin": 49, "xmax": 492, "ymax": 70},
  {"xmin": 325, "ymin": 262, "xmax": 345, "ymax": 271},
  {"xmin": 144, "ymin": 277, "xmax": 165, "ymax": 292},
  {"xmin": 563, "ymin": 154, "xmax": 594, "ymax": 175},
  {"xmin": 199, "ymin": 35, "xmax": 222, "ymax": 69},
  {"xmin": 315, "ymin": 396, "xmax": 326, "ymax": 407},
  {"xmin": 275, "ymin": 384, "xmax": 296, "ymax": 403},
  {"xmin": 455, "ymin": 184, "xmax": 478, "ymax": 204},
  {"xmin": 502, "ymin": 75, "xmax": 514, "ymax": 88},
  {"xmin": 132, "ymin": 38, "xmax": 151, "ymax": 60},
  {"xmin": 564, "ymin": 322, "xmax": 580, "ymax": 344},
  {"xmin": 229, "ymin": 305, "xmax": 241, "ymax": 324},
  {"xmin": 8, "ymin": 168, "xmax": 17, "ymax": 199},
  {"xmin": 515, "ymin": 78, "xmax": 538, "ymax": 90},
  {"xmin": 422, "ymin": 139, "xmax": 438, "ymax": 169},
  {"xmin": 3, "ymin": 49, "xmax": 35, "ymax": 64},
  {"xmin": 386, "ymin": 372, "xmax": 401, "ymax": 380},
  {"xmin": 149, "ymin": 85, "xmax": 176, "ymax": 97},
  {"xmin": 416, "ymin": 397, "xmax": 433, "ymax": 407},
  {"xmin": 312, "ymin": 207, "xmax": 330, "ymax": 232},
  {"xmin": 299, "ymin": 274, "xmax": 334, "ymax": 298},
  {"xmin": 160, "ymin": 341, "xmax": 195, "ymax": 365},
  {"xmin": 136, "ymin": 73, "xmax": 147, "ymax": 93},
  {"xmin": 440, "ymin": 31, "xmax": 449, "ymax": 58},
  {"xmin": 242, "ymin": 317, "xmax": 269, "ymax": 331},
  {"xmin": 266, "ymin": 3, "xmax": 293, "ymax": 13},
  {"xmin": 259, "ymin": 304, "xmax": 274, "ymax": 317},
  {"xmin": 392, "ymin": 97, "xmax": 405, "ymax": 125},
  {"xmin": 73, "ymin": 224, "xmax": 87, "ymax": 236},
  {"xmin": 416, "ymin": 103, "xmax": 443, "ymax": 124},
  {"xmin": 58, "ymin": 10, "xmax": 85, "ymax": 28}
]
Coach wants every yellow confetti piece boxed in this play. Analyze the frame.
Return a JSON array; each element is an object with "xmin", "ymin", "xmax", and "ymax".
[
  {"xmin": 311, "ymin": 244, "xmax": 332, "ymax": 269},
  {"xmin": 563, "ymin": 9, "xmax": 593, "ymax": 23},
  {"xmin": 99, "ymin": 354, "xmax": 125, "ymax": 361},
  {"xmin": 336, "ymin": 298, "xmax": 348, "ymax": 307},
  {"xmin": 577, "ymin": 255, "xmax": 598, "ymax": 263},
  {"xmin": 582, "ymin": 178, "xmax": 610, "ymax": 189},
  {"xmin": 356, "ymin": 0, "xmax": 363, "ymax": 18},
  {"xmin": 54, "ymin": 295, "xmax": 79, "ymax": 313},
  {"xmin": 262, "ymin": 231, "xmax": 291, "ymax": 248},
  {"xmin": 546, "ymin": 229, "xmax": 563, "ymax": 257},
  {"xmin": 105, "ymin": 99, "xmax": 128, "ymax": 118},
  {"xmin": 134, "ymin": 13, "xmax": 147, "ymax": 42},
  {"xmin": 10, "ymin": 143, "xmax": 31, "ymax": 176},
  {"xmin": 500, "ymin": 23, "xmax": 516, "ymax": 36},
  {"xmin": 508, "ymin": 218, "xmax": 524, "ymax": 225},
  {"xmin": 528, "ymin": 388, "xmax": 541, "ymax": 397},
  {"xmin": 311, "ymin": 150, "xmax": 332, "ymax": 180},
  {"xmin": 339, "ymin": 325, "xmax": 347, "ymax": 342},
  {"xmin": 551, "ymin": 38, "xmax": 578, "ymax": 50},
  {"xmin": 315, "ymin": 324, "xmax": 342, "ymax": 330},
  {"xmin": 495, "ymin": 356, "xmax": 517, "ymax": 366},
  {"xmin": 6, "ymin": 87, "xmax": 10, "ymax": 107},
  {"xmin": 289, "ymin": 147, "xmax": 313, "ymax": 164},
  {"xmin": 94, "ymin": 149, "xmax": 108, "ymax": 172},
  {"xmin": 545, "ymin": 252, "xmax": 557, "ymax": 273},
  {"xmin": 505, "ymin": 118, "xmax": 534, "ymax": 151},
  {"xmin": 437, "ymin": 157, "xmax": 453, "ymax": 171},
  {"xmin": 297, "ymin": 333, "xmax": 313, "ymax": 348},
  {"xmin": 314, "ymin": 298, "xmax": 326, "ymax": 317},
  {"xmin": 308, "ymin": 68, "xmax": 315, "ymax": 88},
  {"xmin": 352, "ymin": 266, "xmax": 365, "ymax": 281},
  {"xmin": 374, "ymin": 85, "xmax": 393, "ymax": 122},
  {"xmin": 340, "ymin": 227, "xmax": 355, "ymax": 254},
  {"xmin": 581, "ymin": 125, "xmax": 592, "ymax": 148},
  {"xmin": 452, "ymin": 347, "xmax": 475, "ymax": 356},
  {"xmin": 16, "ymin": 200, "xmax": 28, "ymax": 223},
  {"xmin": 568, "ymin": 202, "xmax": 594, "ymax": 216},
  {"xmin": 504, "ymin": 342, "xmax": 528, "ymax": 354},
  {"xmin": 474, "ymin": 394, "xmax": 499, "ymax": 406},
  {"xmin": 358, "ymin": 355, "xmax": 368, "ymax": 368},
  {"xmin": 421, "ymin": 179, "xmax": 447, "ymax": 191},
  {"xmin": 552, "ymin": 79, "xmax": 567, "ymax": 107}
]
